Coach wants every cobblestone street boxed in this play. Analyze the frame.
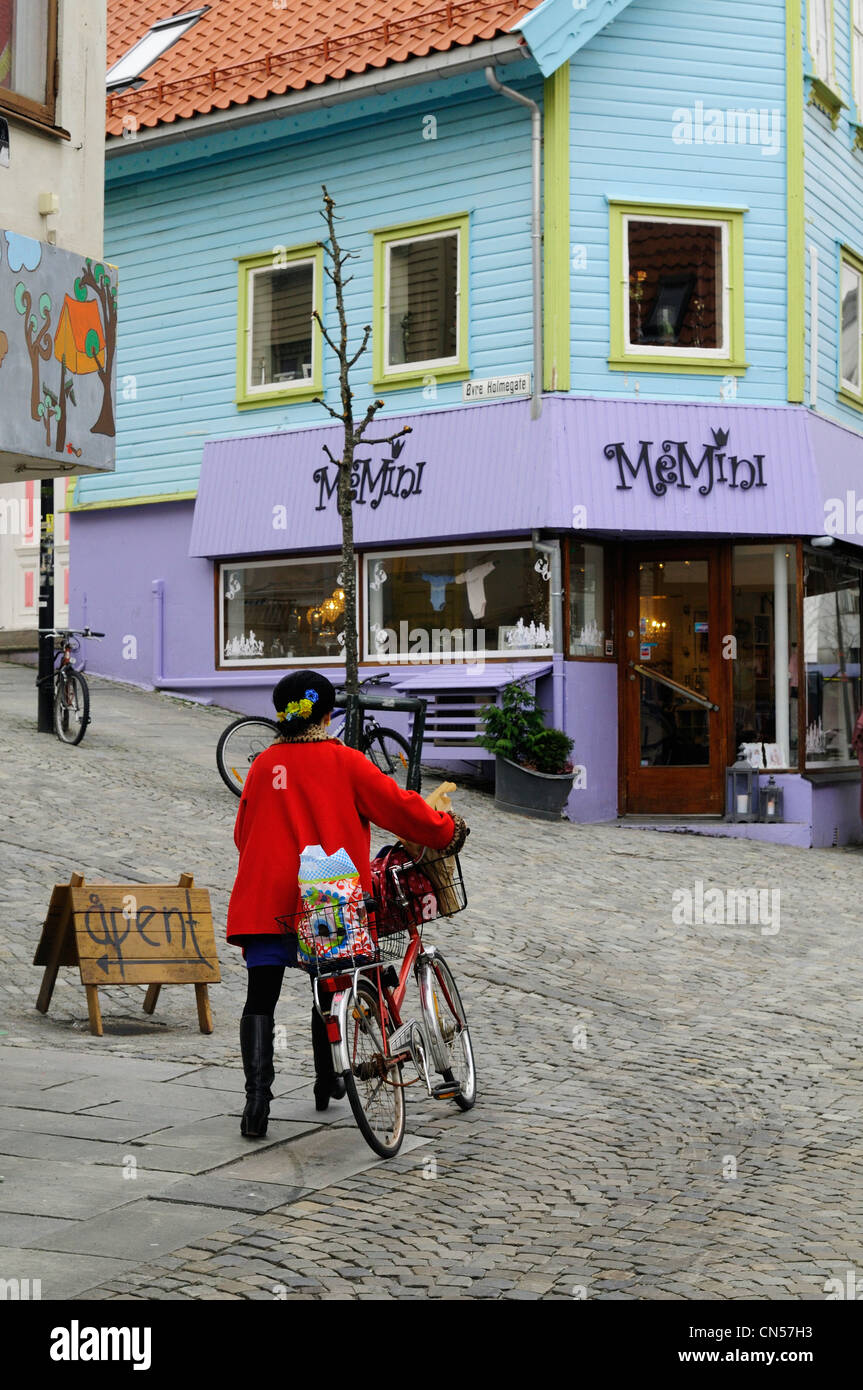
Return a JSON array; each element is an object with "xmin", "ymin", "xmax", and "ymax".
[{"xmin": 1, "ymin": 659, "xmax": 862, "ymax": 1301}]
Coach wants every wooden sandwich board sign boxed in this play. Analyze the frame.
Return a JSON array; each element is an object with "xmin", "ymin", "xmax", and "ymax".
[{"xmin": 34, "ymin": 872, "xmax": 220, "ymax": 1036}]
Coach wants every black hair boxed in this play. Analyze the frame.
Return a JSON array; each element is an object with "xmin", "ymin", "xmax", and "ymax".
[{"xmin": 272, "ymin": 669, "xmax": 337, "ymax": 739}]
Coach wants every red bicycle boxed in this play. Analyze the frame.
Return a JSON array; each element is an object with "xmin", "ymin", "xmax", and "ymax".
[{"xmin": 283, "ymin": 850, "xmax": 476, "ymax": 1158}]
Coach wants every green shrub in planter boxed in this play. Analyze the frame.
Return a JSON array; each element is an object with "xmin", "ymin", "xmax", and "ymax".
[{"xmin": 479, "ymin": 681, "xmax": 573, "ymax": 773}]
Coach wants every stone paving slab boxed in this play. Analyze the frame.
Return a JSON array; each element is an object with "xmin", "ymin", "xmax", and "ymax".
[
  {"xmin": 0, "ymin": 1213, "xmax": 80, "ymax": 1248},
  {"xmin": 0, "ymin": 1153, "xmax": 184, "ymax": 1219},
  {"xmin": 30, "ymin": 1200, "xmax": 248, "ymax": 1261},
  {"xmin": 219, "ymin": 1125, "xmax": 429, "ymax": 1192},
  {"xmin": 153, "ymin": 1177, "xmax": 307, "ymax": 1213},
  {"xmin": 0, "ymin": 1246, "xmax": 136, "ymax": 1299}
]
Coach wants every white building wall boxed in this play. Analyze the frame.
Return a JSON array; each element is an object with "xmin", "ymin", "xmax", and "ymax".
[{"xmin": 0, "ymin": 0, "xmax": 105, "ymax": 633}]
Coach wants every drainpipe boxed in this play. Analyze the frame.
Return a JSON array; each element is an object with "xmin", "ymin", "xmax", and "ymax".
[
  {"xmin": 150, "ymin": 578, "xmax": 278, "ymax": 693},
  {"xmin": 486, "ymin": 66, "xmax": 542, "ymax": 420},
  {"xmin": 532, "ymin": 534, "xmax": 564, "ymax": 731}
]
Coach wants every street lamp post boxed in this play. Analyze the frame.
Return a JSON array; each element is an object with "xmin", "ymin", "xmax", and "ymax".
[{"xmin": 37, "ymin": 478, "xmax": 55, "ymax": 733}]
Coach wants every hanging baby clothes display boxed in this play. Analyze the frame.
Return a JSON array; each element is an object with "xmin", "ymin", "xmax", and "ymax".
[
  {"xmin": 421, "ymin": 572, "xmax": 455, "ymax": 612},
  {"xmin": 455, "ymin": 560, "xmax": 495, "ymax": 619}
]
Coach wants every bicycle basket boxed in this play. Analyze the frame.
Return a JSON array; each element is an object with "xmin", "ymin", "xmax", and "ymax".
[
  {"xmin": 371, "ymin": 845, "xmax": 466, "ymax": 936},
  {"xmin": 276, "ymin": 893, "xmax": 377, "ymax": 975}
]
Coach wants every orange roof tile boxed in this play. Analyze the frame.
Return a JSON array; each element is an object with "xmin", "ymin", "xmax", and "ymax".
[{"xmin": 106, "ymin": 1, "xmax": 541, "ymax": 137}]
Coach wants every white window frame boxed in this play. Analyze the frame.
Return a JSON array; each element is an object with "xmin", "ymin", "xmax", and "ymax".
[
  {"xmin": 383, "ymin": 229, "xmax": 461, "ymax": 376},
  {"xmin": 853, "ymin": 0, "xmax": 863, "ymax": 112},
  {"xmin": 363, "ymin": 541, "xmax": 554, "ymax": 663},
  {"xmin": 106, "ymin": 9, "xmax": 208, "ymax": 89},
  {"xmin": 840, "ymin": 253, "xmax": 863, "ymax": 395},
  {"xmin": 245, "ymin": 258, "xmax": 316, "ymax": 398},
  {"xmin": 218, "ymin": 554, "xmax": 358, "ymax": 668},
  {"xmin": 809, "ymin": 0, "xmax": 836, "ymax": 88},
  {"xmin": 622, "ymin": 213, "xmax": 730, "ymax": 359}
]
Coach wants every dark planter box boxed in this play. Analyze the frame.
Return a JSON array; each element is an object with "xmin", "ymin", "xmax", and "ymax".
[{"xmin": 494, "ymin": 755, "xmax": 575, "ymax": 822}]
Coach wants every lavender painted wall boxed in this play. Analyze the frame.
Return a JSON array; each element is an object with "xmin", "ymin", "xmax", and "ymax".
[
  {"xmin": 70, "ymin": 501, "xmax": 228, "ymax": 700},
  {"xmin": 564, "ymin": 660, "xmax": 618, "ymax": 823}
]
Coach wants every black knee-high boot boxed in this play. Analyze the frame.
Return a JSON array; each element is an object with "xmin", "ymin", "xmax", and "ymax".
[
  {"xmin": 311, "ymin": 1007, "xmax": 346, "ymax": 1112},
  {"xmin": 240, "ymin": 1014, "xmax": 275, "ymax": 1137}
]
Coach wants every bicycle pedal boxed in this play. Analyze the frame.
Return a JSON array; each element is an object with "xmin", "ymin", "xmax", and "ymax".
[{"xmin": 430, "ymin": 1082, "xmax": 461, "ymax": 1100}]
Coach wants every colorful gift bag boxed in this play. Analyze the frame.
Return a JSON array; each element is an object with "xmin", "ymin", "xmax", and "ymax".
[{"xmin": 296, "ymin": 845, "xmax": 375, "ymax": 969}]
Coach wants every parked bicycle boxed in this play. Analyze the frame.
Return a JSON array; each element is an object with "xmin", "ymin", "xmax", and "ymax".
[
  {"xmin": 280, "ymin": 846, "xmax": 475, "ymax": 1158},
  {"xmin": 216, "ymin": 672, "xmax": 414, "ymax": 795},
  {"xmin": 36, "ymin": 628, "xmax": 104, "ymax": 746}
]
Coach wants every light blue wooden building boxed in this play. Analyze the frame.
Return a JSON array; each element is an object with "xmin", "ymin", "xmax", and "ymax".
[{"xmin": 70, "ymin": 0, "xmax": 863, "ymax": 844}]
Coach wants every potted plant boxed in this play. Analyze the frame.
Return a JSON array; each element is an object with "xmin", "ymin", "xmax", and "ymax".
[{"xmin": 479, "ymin": 680, "xmax": 575, "ymax": 821}]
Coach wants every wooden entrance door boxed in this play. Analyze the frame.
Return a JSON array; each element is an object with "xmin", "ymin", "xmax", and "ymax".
[{"xmin": 621, "ymin": 544, "xmax": 728, "ymax": 815}]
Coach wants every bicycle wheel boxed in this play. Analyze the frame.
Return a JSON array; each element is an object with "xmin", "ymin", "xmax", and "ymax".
[
  {"xmin": 422, "ymin": 953, "xmax": 476, "ymax": 1111},
  {"xmin": 343, "ymin": 979, "xmax": 405, "ymax": 1158},
  {"xmin": 363, "ymin": 726, "xmax": 414, "ymax": 791},
  {"xmin": 216, "ymin": 717, "xmax": 280, "ymax": 795},
  {"xmin": 53, "ymin": 670, "xmax": 89, "ymax": 746}
]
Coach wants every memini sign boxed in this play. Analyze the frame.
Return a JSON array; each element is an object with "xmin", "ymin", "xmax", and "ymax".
[
  {"xmin": 314, "ymin": 437, "xmax": 426, "ymax": 511},
  {"xmin": 604, "ymin": 427, "xmax": 767, "ymax": 498}
]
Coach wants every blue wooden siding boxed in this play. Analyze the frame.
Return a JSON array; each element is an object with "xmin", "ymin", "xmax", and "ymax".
[
  {"xmin": 77, "ymin": 72, "xmax": 539, "ymax": 504},
  {"xmin": 567, "ymin": 0, "xmax": 789, "ymax": 404},
  {"xmin": 802, "ymin": 0, "xmax": 863, "ymax": 436}
]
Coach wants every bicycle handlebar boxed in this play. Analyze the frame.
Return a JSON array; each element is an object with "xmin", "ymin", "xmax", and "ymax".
[{"xmin": 38, "ymin": 628, "xmax": 105, "ymax": 639}]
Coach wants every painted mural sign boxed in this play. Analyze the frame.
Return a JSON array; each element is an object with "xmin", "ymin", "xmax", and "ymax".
[
  {"xmin": 0, "ymin": 229, "xmax": 118, "ymax": 475},
  {"xmin": 604, "ymin": 426, "xmax": 767, "ymax": 498},
  {"xmin": 314, "ymin": 436, "xmax": 427, "ymax": 512}
]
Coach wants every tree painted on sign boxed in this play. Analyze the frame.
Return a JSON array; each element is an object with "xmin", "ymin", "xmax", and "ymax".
[
  {"xmin": 74, "ymin": 259, "xmax": 117, "ymax": 437},
  {"xmin": 14, "ymin": 284, "xmax": 52, "ymax": 421},
  {"xmin": 36, "ymin": 382, "xmax": 60, "ymax": 447}
]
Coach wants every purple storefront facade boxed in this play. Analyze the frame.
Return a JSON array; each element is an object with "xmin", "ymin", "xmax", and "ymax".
[{"xmin": 71, "ymin": 396, "xmax": 863, "ymax": 846}]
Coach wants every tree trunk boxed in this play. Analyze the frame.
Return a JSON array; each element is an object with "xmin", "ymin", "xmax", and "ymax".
[{"xmin": 339, "ymin": 445, "xmax": 358, "ymax": 694}]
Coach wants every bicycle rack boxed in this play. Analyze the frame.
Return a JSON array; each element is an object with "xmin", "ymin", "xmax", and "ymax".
[{"xmin": 339, "ymin": 689, "xmax": 427, "ymax": 792}]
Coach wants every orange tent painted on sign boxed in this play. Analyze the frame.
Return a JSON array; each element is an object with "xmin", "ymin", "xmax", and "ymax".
[{"xmin": 54, "ymin": 296, "xmax": 105, "ymax": 374}]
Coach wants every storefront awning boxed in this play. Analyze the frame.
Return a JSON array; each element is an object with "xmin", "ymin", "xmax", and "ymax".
[{"xmin": 189, "ymin": 397, "xmax": 863, "ymax": 556}]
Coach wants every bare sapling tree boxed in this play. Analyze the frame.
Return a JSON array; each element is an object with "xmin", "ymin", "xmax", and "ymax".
[{"xmin": 312, "ymin": 184, "xmax": 411, "ymax": 696}]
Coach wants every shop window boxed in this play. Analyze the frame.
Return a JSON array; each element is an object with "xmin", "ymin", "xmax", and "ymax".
[
  {"xmin": 219, "ymin": 557, "xmax": 352, "ymax": 666},
  {"xmin": 0, "ymin": 0, "xmax": 57, "ymax": 127},
  {"xmin": 840, "ymin": 249, "xmax": 863, "ymax": 401},
  {"xmin": 732, "ymin": 546, "xmax": 799, "ymax": 770},
  {"xmin": 236, "ymin": 246, "xmax": 322, "ymax": 407},
  {"xmin": 364, "ymin": 543, "xmax": 553, "ymax": 662},
  {"xmin": 373, "ymin": 214, "xmax": 469, "ymax": 388},
  {"xmin": 804, "ymin": 549, "xmax": 862, "ymax": 765},
  {"xmin": 609, "ymin": 202, "xmax": 745, "ymax": 374},
  {"xmin": 569, "ymin": 542, "xmax": 609, "ymax": 657}
]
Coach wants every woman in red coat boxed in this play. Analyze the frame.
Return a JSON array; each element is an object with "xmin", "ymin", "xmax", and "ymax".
[{"xmin": 227, "ymin": 670, "xmax": 467, "ymax": 1137}]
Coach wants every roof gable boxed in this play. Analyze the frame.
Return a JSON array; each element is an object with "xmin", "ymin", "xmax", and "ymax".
[{"xmin": 517, "ymin": 0, "xmax": 639, "ymax": 77}]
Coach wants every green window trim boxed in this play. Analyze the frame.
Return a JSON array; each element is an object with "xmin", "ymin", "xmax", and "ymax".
[
  {"xmin": 608, "ymin": 200, "xmax": 747, "ymax": 375},
  {"xmin": 838, "ymin": 244, "xmax": 863, "ymax": 408},
  {"xmin": 235, "ymin": 244, "xmax": 323, "ymax": 409},
  {"xmin": 543, "ymin": 60, "xmax": 571, "ymax": 392},
  {"xmin": 788, "ymin": 0, "xmax": 806, "ymax": 402},
  {"xmin": 372, "ymin": 212, "xmax": 469, "ymax": 390},
  {"xmin": 806, "ymin": 74, "xmax": 848, "ymax": 126}
]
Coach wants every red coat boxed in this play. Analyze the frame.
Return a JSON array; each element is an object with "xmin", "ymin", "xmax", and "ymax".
[{"xmin": 226, "ymin": 739, "xmax": 455, "ymax": 945}]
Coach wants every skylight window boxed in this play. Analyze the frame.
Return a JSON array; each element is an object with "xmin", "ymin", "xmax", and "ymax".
[{"xmin": 106, "ymin": 9, "xmax": 208, "ymax": 90}]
